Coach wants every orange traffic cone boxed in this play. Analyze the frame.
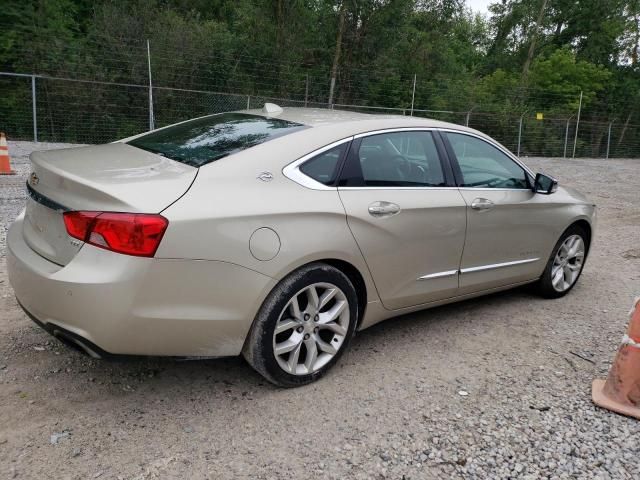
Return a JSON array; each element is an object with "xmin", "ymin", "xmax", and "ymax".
[
  {"xmin": 592, "ymin": 297, "xmax": 640, "ymax": 419},
  {"xmin": 0, "ymin": 132, "xmax": 15, "ymax": 175}
]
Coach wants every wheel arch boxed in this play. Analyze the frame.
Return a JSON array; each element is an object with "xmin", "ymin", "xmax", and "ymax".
[
  {"xmin": 570, "ymin": 219, "xmax": 592, "ymax": 251},
  {"xmin": 242, "ymin": 256, "xmax": 372, "ymax": 353},
  {"xmin": 268, "ymin": 257, "xmax": 370, "ymax": 326},
  {"xmin": 319, "ymin": 258, "xmax": 368, "ymax": 327},
  {"xmin": 273, "ymin": 258, "xmax": 369, "ymax": 328}
]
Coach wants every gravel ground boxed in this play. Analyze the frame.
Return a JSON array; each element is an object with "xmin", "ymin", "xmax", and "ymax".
[{"xmin": 1, "ymin": 142, "xmax": 639, "ymax": 480}]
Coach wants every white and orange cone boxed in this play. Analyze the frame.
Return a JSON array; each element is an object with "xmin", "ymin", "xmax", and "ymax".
[
  {"xmin": 0, "ymin": 132, "xmax": 15, "ymax": 175},
  {"xmin": 592, "ymin": 297, "xmax": 640, "ymax": 419}
]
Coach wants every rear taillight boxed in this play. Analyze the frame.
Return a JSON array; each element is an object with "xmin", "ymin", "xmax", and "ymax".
[{"xmin": 63, "ymin": 211, "xmax": 168, "ymax": 257}]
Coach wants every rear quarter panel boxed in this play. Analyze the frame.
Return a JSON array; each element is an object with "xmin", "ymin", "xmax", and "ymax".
[{"xmin": 155, "ymin": 135, "xmax": 378, "ymax": 305}]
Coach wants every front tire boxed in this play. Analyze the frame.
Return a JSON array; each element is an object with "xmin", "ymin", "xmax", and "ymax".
[
  {"xmin": 536, "ymin": 225, "xmax": 589, "ymax": 298},
  {"xmin": 243, "ymin": 263, "xmax": 358, "ymax": 387}
]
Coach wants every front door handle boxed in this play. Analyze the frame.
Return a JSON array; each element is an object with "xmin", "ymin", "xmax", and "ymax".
[
  {"xmin": 471, "ymin": 198, "xmax": 494, "ymax": 211},
  {"xmin": 368, "ymin": 201, "xmax": 401, "ymax": 218}
]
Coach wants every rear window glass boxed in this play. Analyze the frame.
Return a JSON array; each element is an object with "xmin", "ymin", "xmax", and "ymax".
[{"xmin": 127, "ymin": 113, "xmax": 306, "ymax": 167}]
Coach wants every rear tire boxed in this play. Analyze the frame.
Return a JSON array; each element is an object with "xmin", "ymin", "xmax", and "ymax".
[
  {"xmin": 535, "ymin": 225, "xmax": 589, "ymax": 299},
  {"xmin": 243, "ymin": 263, "xmax": 358, "ymax": 387}
]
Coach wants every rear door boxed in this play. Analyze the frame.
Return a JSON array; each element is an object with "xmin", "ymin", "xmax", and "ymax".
[
  {"xmin": 442, "ymin": 131, "xmax": 554, "ymax": 294},
  {"xmin": 338, "ymin": 129, "xmax": 467, "ymax": 310}
]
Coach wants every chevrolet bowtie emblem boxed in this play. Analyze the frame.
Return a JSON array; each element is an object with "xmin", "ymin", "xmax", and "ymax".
[{"xmin": 257, "ymin": 171, "xmax": 273, "ymax": 182}]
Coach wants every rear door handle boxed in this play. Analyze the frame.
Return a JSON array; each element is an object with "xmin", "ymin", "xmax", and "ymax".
[
  {"xmin": 368, "ymin": 201, "xmax": 401, "ymax": 218},
  {"xmin": 471, "ymin": 198, "xmax": 494, "ymax": 211}
]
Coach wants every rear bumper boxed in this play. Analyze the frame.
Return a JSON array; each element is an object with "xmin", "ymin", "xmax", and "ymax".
[
  {"xmin": 18, "ymin": 301, "xmax": 114, "ymax": 359},
  {"xmin": 7, "ymin": 213, "xmax": 276, "ymax": 357}
]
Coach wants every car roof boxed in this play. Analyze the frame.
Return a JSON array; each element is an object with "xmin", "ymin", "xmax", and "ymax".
[
  {"xmin": 120, "ymin": 105, "xmax": 486, "ymax": 147},
  {"xmin": 244, "ymin": 107, "xmax": 398, "ymax": 126},
  {"xmin": 242, "ymin": 106, "xmax": 480, "ymax": 137}
]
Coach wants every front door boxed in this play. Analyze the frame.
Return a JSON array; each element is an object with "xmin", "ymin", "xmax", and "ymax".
[
  {"xmin": 442, "ymin": 131, "xmax": 555, "ymax": 294},
  {"xmin": 338, "ymin": 130, "xmax": 467, "ymax": 310}
]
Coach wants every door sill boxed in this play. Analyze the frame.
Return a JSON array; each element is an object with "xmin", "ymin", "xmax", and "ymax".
[{"xmin": 361, "ymin": 278, "xmax": 539, "ymax": 329}]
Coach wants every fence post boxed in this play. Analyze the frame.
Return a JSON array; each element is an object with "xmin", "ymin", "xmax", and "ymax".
[
  {"xmin": 146, "ymin": 39, "xmax": 155, "ymax": 131},
  {"xmin": 517, "ymin": 114, "xmax": 524, "ymax": 157},
  {"xmin": 304, "ymin": 74, "xmax": 309, "ymax": 108},
  {"xmin": 606, "ymin": 122, "xmax": 613, "ymax": 159},
  {"xmin": 572, "ymin": 90, "xmax": 583, "ymax": 158},
  {"xmin": 410, "ymin": 74, "xmax": 416, "ymax": 116},
  {"xmin": 563, "ymin": 118, "xmax": 571, "ymax": 158},
  {"xmin": 31, "ymin": 75, "xmax": 38, "ymax": 142},
  {"xmin": 328, "ymin": 77, "xmax": 336, "ymax": 107},
  {"xmin": 246, "ymin": 95, "xmax": 250, "ymax": 110},
  {"xmin": 465, "ymin": 110, "xmax": 471, "ymax": 127}
]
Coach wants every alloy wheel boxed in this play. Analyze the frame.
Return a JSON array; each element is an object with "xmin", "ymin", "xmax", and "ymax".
[
  {"xmin": 551, "ymin": 234, "xmax": 585, "ymax": 292},
  {"xmin": 272, "ymin": 282, "xmax": 350, "ymax": 375}
]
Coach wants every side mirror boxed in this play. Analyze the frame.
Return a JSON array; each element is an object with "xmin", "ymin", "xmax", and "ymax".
[{"xmin": 534, "ymin": 173, "xmax": 558, "ymax": 195}]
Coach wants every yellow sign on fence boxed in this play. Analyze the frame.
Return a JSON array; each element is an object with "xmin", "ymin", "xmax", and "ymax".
[{"xmin": 536, "ymin": 112, "xmax": 544, "ymax": 120}]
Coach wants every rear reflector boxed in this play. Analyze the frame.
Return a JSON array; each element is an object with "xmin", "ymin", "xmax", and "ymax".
[{"xmin": 63, "ymin": 211, "xmax": 168, "ymax": 257}]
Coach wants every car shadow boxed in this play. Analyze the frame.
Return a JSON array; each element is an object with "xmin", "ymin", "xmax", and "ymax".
[
  {"xmin": 356, "ymin": 284, "xmax": 536, "ymax": 341},
  {"xmin": 21, "ymin": 284, "xmax": 543, "ymax": 400}
]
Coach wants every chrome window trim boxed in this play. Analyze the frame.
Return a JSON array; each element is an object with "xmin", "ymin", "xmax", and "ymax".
[
  {"xmin": 418, "ymin": 269, "xmax": 458, "ymax": 280},
  {"xmin": 283, "ymin": 126, "xmax": 535, "ymax": 191},
  {"xmin": 455, "ymin": 186, "xmax": 534, "ymax": 193},
  {"xmin": 353, "ymin": 127, "xmax": 435, "ymax": 138},
  {"xmin": 352, "ymin": 126, "xmax": 531, "ymax": 173},
  {"xmin": 355, "ymin": 127, "xmax": 535, "ymax": 187},
  {"xmin": 339, "ymin": 186, "xmax": 533, "ymax": 192},
  {"xmin": 339, "ymin": 186, "xmax": 458, "ymax": 191},
  {"xmin": 460, "ymin": 257, "xmax": 540, "ymax": 274},
  {"xmin": 282, "ymin": 137, "xmax": 353, "ymax": 191}
]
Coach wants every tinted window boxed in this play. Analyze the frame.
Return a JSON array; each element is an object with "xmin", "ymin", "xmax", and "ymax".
[
  {"xmin": 128, "ymin": 113, "xmax": 305, "ymax": 167},
  {"xmin": 446, "ymin": 133, "xmax": 529, "ymax": 189},
  {"xmin": 300, "ymin": 143, "xmax": 348, "ymax": 186},
  {"xmin": 356, "ymin": 131, "xmax": 445, "ymax": 187}
]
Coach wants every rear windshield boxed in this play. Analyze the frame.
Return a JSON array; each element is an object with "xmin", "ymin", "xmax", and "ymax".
[{"xmin": 127, "ymin": 113, "xmax": 306, "ymax": 167}]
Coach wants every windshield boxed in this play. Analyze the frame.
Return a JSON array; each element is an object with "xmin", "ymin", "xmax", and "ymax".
[{"xmin": 127, "ymin": 113, "xmax": 306, "ymax": 167}]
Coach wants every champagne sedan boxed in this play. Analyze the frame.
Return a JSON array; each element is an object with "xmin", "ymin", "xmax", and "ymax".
[{"xmin": 7, "ymin": 105, "xmax": 595, "ymax": 386}]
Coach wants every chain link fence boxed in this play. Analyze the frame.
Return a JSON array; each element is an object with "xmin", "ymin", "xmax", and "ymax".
[{"xmin": 1, "ymin": 70, "xmax": 638, "ymax": 158}]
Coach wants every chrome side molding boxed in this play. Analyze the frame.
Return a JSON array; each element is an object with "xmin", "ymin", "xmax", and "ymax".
[
  {"xmin": 418, "ymin": 270, "xmax": 458, "ymax": 280},
  {"xmin": 418, "ymin": 258, "xmax": 540, "ymax": 281},
  {"xmin": 459, "ymin": 258, "xmax": 540, "ymax": 274}
]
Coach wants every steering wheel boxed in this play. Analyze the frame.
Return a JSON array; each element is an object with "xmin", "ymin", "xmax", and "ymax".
[
  {"xmin": 414, "ymin": 164, "xmax": 428, "ymax": 184},
  {"xmin": 485, "ymin": 177, "xmax": 523, "ymax": 188},
  {"xmin": 389, "ymin": 154, "xmax": 411, "ymax": 180},
  {"xmin": 484, "ymin": 177, "xmax": 506, "ymax": 188},
  {"xmin": 465, "ymin": 177, "xmax": 503, "ymax": 188}
]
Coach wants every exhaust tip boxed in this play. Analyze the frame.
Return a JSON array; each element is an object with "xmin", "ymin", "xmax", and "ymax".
[{"xmin": 52, "ymin": 329, "xmax": 102, "ymax": 359}]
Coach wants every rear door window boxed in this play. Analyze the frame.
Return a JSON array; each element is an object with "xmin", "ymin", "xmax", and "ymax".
[
  {"xmin": 128, "ymin": 113, "xmax": 306, "ymax": 167},
  {"xmin": 341, "ymin": 131, "xmax": 446, "ymax": 187}
]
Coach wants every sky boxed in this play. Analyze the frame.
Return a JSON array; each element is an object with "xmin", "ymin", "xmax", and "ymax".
[{"xmin": 466, "ymin": 0, "xmax": 493, "ymax": 14}]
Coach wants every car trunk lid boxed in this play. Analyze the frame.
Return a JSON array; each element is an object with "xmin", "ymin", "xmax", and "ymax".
[{"xmin": 23, "ymin": 143, "xmax": 196, "ymax": 265}]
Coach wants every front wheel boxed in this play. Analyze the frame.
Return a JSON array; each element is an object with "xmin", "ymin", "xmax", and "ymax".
[
  {"xmin": 243, "ymin": 263, "xmax": 358, "ymax": 387},
  {"xmin": 535, "ymin": 225, "xmax": 589, "ymax": 298}
]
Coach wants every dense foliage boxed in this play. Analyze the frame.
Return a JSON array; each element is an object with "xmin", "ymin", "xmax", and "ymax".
[{"xmin": 1, "ymin": 0, "xmax": 639, "ymax": 156}]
